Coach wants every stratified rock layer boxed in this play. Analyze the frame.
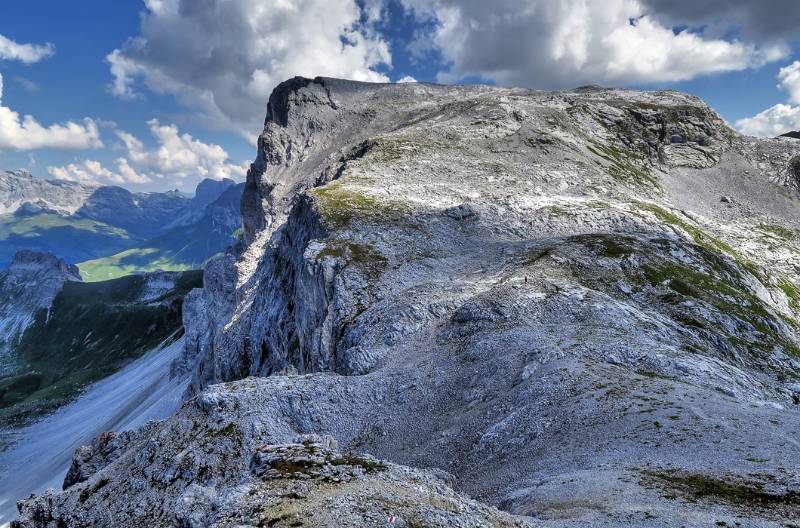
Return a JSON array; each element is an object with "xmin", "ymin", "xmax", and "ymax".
[{"xmin": 16, "ymin": 78, "xmax": 800, "ymax": 526}]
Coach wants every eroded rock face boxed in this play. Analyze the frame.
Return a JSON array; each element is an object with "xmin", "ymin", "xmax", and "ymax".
[
  {"xmin": 62, "ymin": 431, "xmax": 130, "ymax": 490},
  {"xmin": 16, "ymin": 78, "xmax": 800, "ymax": 526},
  {"xmin": 787, "ymin": 154, "xmax": 800, "ymax": 188}
]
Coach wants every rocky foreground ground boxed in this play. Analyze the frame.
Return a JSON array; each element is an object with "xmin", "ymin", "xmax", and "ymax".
[{"xmin": 12, "ymin": 78, "xmax": 800, "ymax": 526}]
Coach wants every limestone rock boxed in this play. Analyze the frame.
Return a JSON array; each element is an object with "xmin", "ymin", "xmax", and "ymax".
[{"xmin": 14, "ymin": 77, "xmax": 800, "ymax": 527}]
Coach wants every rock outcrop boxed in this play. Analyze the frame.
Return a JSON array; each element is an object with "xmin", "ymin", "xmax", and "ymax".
[
  {"xmin": 15, "ymin": 430, "xmax": 531, "ymax": 527},
  {"xmin": 15, "ymin": 78, "xmax": 800, "ymax": 526},
  {"xmin": 0, "ymin": 251, "xmax": 80, "ymax": 369}
]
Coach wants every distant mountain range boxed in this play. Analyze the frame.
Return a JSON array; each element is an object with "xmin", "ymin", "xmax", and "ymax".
[
  {"xmin": 780, "ymin": 130, "xmax": 800, "ymax": 139},
  {"xmin": 0, "ymin": 171, "xmax": 243, "ymax": 280}
]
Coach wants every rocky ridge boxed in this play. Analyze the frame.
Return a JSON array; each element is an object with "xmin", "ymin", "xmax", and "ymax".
[{"xmin": 14, "ymin": 78, "xmax": 800, "ymax": 526}]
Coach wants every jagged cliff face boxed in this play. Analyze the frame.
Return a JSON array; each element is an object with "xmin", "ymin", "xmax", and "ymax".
[
  {"xmin": 17, "ymin": 78, "xmax": 800, "ymax": 526},
  {"xmin": 180, "ymin": 77, "xmax": 778, "ymax": 392}
]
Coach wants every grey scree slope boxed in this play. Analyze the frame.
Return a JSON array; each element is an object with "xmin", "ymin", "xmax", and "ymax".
[{"xmin": 14, "ymin": 77, "xmax": 800, "ymax": 527}]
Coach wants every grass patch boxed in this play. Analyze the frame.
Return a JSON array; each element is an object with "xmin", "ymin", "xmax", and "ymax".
[
  {"xmin": 309, "ymin": 183, "xmax": 407, "ymax": 229},
  {"xmin": 564, "ymin": 232, "xmax": 800, "ymax": 361},
  {"xmin": 78, "ymin": 248, "xmax": 194, "ymax": 282},
  {"xmin": 636, "ymin": 203, "xmax": 734, "ymax": 256},
  {"xmin": 360, "ymin": 134, "xmax": 466, "ymax": 166},
  {"xmin": 78, "ymin": 210, "xmax": 237, "ymax": 282},
  {"xmin": 637, "ymin": 370, "xmax": 665, "ymax": 379},
  {"xmin": 545, "ymin": 205, "xmax": 572, "ymax": 217},
  {"xmin": 778, "ymin": 279, "xmax": 800, "ymax": 311},
  {"xmin": 639, "ymin": 246, "xmax": 800, "ymax": 358},
  {"xmin": 587, "ymin": 141, "xmax": 659, "ymax": 188},
  {"xmin": 635, "ymin": 202, "xmax": 766, "ymax": 281},
  {"xmin": 318, "ymin": 242, "xmax": 388, "ymax": 282},
  {"xmin": 757, "ymin": 223, "xmax": 797, "ymax": 241},
  {"xmin": 0, "ymin": 213, "xmax": 137, "ymax": 268},
  {"xmin": 643, "ymin": 469, "xmax": 800, "ymax": 507}
]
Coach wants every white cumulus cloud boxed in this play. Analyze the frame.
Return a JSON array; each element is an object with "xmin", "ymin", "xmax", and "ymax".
[
  {"xmin": 399, "ymin": 0, "xmax": 786, "ymax": 88},
  {"xmin": 0, "ymin": 74, "xmax": 103, "ymax": 151},
  {"xmin": 736, "ymin": 104, "xmax": 800, "ymax": 137},
  {"xmin": 0, "ymin": 33, "xmax": 54, "ymax": 63},
  {"xmin": 48, "ymin": 160, "xmax": 126, "ymax": 185},
  {"xmin": 119, "ymin": 119, "xmax": 249, "ymax": 181},
  {"xmin": 735, "ymin": 60, "xmax": 800, "ymax": 137},
  {"xmin": 778, "ymin": 61, "xmax": 800, "ymax": 105},
  {"xmin": 48, "ymin": 120, "xmax": 248, "ymax": 187},
  {"xmin": 107, "ymin": 0, "xmax": 392, "ymax": 141}
]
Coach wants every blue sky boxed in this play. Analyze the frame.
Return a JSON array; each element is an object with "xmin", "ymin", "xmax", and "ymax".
[{"xmin": 0, "ymin": 0, "xmax": 799, "ymax": 192}]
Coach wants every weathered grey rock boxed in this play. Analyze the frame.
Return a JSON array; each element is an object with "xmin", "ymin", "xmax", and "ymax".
[
  {"xmin": 62, "ymin": 430, "xmax": 137, "ymax": 489},
  {"xmin": 15, "ymin": 77, "xmax": 800, "ymax": 526},
  {"xmin": 14, "ymin": 426, "xmax": 533, "ymax": 528}
]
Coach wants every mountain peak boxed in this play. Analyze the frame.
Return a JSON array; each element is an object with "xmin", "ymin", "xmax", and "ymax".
[
  {"xmin": 193, "ymin": 177, "xmax": 235, "ymax": 206},
  {"xmin": 8, "ymin": 250, "xmax": 81, "ymax": 282}
]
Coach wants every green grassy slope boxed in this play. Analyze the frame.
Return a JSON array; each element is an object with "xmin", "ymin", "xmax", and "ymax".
[
  {"xmin": 76, "ymin": 248, "xmax": 196, "ymax": 282},
  {"xmin": 78, "ymin": 184, "xmax": 243, "ymax": 281},
  {"xmin": 79, "ymin": 215, "xmax": 238, "ymax": 282},
  {"xmin": 0, "ymin": 213, "xmax": 139, "ymax": 268},
  {"xmin": 0, "ymin": 270, "xmax": 202, "ymax": 426}
]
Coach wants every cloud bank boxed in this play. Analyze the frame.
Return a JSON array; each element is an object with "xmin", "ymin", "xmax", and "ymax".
[
  {"xmin": 399, "ymin": 0, "xmax": 786, "ymax": 88},
  {"xmin": 107, "ymin": 0, "xmax": 391, "ymax": 141},
  {"xmin": 736, "ymin": 61, "xmax": 800, "ymax": 137},
  {"xmin": 48, "ymin": 120, "xmax": 248, "ymax": 186},
  {"xmin": 0, "ymin": 34, "xmax": 101, "ymax": 151},
  {"xmin": 0, "ymin": 73, "xmax": 102, "ymax": 151},
  {"xmin": 0, "ymin": 33, "xmax": 54, "ymax": 64},
  {"xmin": 104, "ymin": 0, "xmax": 797, "ymax": 148}
]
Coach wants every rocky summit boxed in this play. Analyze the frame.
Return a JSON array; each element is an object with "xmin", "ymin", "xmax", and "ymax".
[{"xmin": 14, "ymin": 77, "xmax": 800, "ymax": 527}]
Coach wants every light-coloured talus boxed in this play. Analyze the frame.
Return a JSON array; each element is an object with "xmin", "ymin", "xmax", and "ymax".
[
  {"xmin": 0, "ymin": 337, "xmax": 187, "ymax": 525},
  {"xmin": 14, "ymin": 78, "xmax": 800, "ymax": 526}
]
